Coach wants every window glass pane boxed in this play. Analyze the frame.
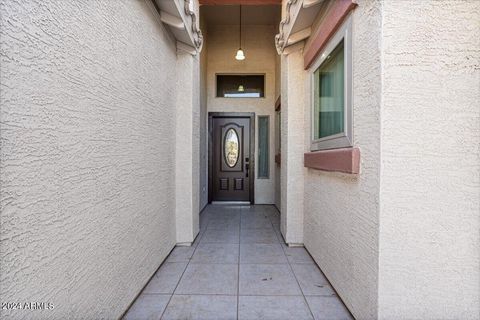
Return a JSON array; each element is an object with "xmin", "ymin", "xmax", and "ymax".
[
  {"xmin": 277, "ymin": 111, "xmax": 281, "ymax": 152},
  {"xmin": 313, "ymin": 40, "xmax": 344, "ymax": 139},
  {"xmin": 217, "ymin": 75, "xmax": 265, "ymax": 98},
  {"xmin": 224, "ymin": 129, "xmax": 239, "ymax": 167},
  {"xmin": 258, "ymin": 116, "xmax": 269, "ymax": 178}
]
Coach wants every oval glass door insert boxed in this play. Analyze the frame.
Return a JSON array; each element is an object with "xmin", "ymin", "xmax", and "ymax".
[{"xmin": 224, "ymin": 128, "xmax": 239, "ymax": 167}]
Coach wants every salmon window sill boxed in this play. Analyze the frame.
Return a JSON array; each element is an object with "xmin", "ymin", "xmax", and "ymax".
[{"xmin": 304, "ymin": 147, "xmax": 360, "ymax": 174}]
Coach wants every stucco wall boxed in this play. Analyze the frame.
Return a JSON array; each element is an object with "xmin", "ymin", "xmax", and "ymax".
[
  {"xmin": 206, "ymin": 24, "xmax": 277, "ymax": 204},
  {"xmin": 280, "ymin": 45, "xmax": 306, "ymax": 245},
  {"xmin": 274, "ymin": 32, "xmax": 282, "ymax": 211},
  {"xmin": 199, "ymin": 13, "xmax": 209, "ymax": 211},
  {"xmin": 0, "ymin": 0, "xmax": 178, "ymax": 319},
  {"xmin": 175, "ymin": 51, "xmax": 201, "ymax": 245},
  {"xmin": 378, "ymin": 1, "xmax": 480, "ymax": 318},
  {"xmin": 302, "ymin": 1, "xmax": 382, "ymax": 319}
]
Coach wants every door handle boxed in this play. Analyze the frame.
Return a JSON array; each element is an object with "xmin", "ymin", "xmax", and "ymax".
[{"xmin": 245, "ymin": 163, "xmax": 249, "ymax": 177}]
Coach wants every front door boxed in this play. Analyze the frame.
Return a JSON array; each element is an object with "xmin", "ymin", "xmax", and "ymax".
[{"xmin": 210, "ymin": 114, "xmax": 254, "ymax": 202}]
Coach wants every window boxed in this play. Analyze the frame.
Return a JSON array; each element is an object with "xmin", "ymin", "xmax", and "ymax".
[
  {"xmin": 216, "ymin": 74, "xmax": 265, "ymax": 98},
  {"xmin": 258, "ymin": 116, "xmax": 269, "ymax": 178},
  {"xmin": 276, "ymin": 111, "xmax": 281, "ymax": 153},
  {"xmin": 310, "ymin": 16, "xmax": 352, "ymax": 151},
  {"xmin": 314, "ymin": 41, "xmax": 344, "ymax": 139},
  {"xmin": 224, "ymin": 128, "xmax": 239, "ymax": 168}
]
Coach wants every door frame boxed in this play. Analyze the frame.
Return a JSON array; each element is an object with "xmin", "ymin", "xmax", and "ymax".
[{"xmin": 208, "ymin": 112, "xmax": 255, "ymax": 204}]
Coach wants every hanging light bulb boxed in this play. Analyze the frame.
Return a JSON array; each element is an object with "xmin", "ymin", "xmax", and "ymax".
[
  {"xmin": 235, "ymin": 5, "xmax": 245, "ymax": 61},
  {"xmin": 235, "ymin": 49, "xmax": 245, "ymax": 61}
]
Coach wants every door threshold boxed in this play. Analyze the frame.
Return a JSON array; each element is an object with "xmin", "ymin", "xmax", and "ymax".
[{"xmin": 211, "ymin": 201, "xmax": 251, "ymax": 206}]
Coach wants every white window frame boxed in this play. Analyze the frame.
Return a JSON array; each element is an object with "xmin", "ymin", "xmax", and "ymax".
[{"xmin": 309, "ymin": 15, "xmax": 353, "ymax": 151}]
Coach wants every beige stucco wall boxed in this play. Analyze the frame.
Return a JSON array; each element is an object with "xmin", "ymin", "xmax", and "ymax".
[
  {"xmin": 0, "ymin": 0, "xmax": 183, "ymax": 318},
  {"xmin": 378, "ymin": 1, "xmax": 480, "ymax": 319},
  {"xmin": 175, "ymin": 51, "xmax": 201, "ymax": 245},
  {"xmin": 274, "ymin": 27, "xmax": 282, "ymax": 211},
  {"xmin": 206, "ymin": 24, "xmax": 277, "ymax": 204},
  {"xmin": 199, "ymin": 13, "xmax": 209, "ymax": 211},
  {"xmin": 284, "ymin": 0, "xmax": 479, "ymax": 318},
  {"xmin": 281, "ymin": 44, "xmax": 306, "ymax": 245},
  {"xmin": 300, "ymin": 0, "xmax": 382, "ymax": 318}
]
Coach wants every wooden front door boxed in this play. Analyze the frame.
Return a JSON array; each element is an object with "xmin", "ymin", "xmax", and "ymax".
[{"xmin": 209, "ymin": 113, "xmax": 254, "ymax": 203}]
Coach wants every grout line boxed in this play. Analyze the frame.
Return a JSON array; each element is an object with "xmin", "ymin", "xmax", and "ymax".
[
  {"xmin": 271, "ymin": 209, "xmax": 316, "ymax": 320},
  {"xmin": 236, "ymin": 205, "xmax": 242, "ymax": 320},
  {"xmin": 238, "ymin": 262, "xmax": 289, "ymax": 265},
  {"xmin": 165, "ymin": 293, "xmax": 311, "ymax": 297},
  {"xmin": 159, "ymin": 209, "xmax": 210, "ymax": 320},
  {"xmin": 270, "ymin": 205, "xmax": 354, "ymax": 318},
  {"xmin": 120, "ymin": 223, "xmax": 199, "ymax": 320},
  {"xmin": 198, "ymin": 242, "xmax": 241, "ymax": 244},
  {"xmin": 187, "ymin": 262, "xmax": 240, "ymax": 265},
  {"xmin": 300, "ymin": 248, "xmax": 356, "ymax": 320}
]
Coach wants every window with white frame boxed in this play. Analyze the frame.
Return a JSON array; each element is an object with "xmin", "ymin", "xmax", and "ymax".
[{"xmin": 310, "ymin": 16, "xmax": 352, "ymax": 151}]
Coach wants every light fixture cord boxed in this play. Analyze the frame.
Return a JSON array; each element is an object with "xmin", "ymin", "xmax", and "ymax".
[{"xmin": 239, "ymin": 5, "xmax": 242, "ymax": 49}]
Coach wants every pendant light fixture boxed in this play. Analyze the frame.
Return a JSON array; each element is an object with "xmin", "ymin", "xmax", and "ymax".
[{"xmin": 235, "ymin": 5, "xmax": 245, "ymax": 61}]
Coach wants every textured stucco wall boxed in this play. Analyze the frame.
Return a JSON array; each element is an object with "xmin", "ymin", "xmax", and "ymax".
[
  {"xmin": 274, "ymin": 36, "xmax": 282, "ymax": 211},
  {"xmin": 175, "ymin": 52, "xmax": 200, "ymax": 245},
  {"xmin": 280, "ymin": 44, "xmax": 306, "ymax": 245},
  {"xmin": 301, "ymin": 1, "xmax": 382, "ymax": 319},
  {"xmin": 206, "ymin": 24, "xmax": 277, "ymax": 204},
  {"xmin": 0, "ymin": 0, "xmax": 179, "ymax": 319},
  {"xmin": 199, "ymin": 13, "xmax": 209, "ymax": 211},
  {"xmin": 378, "ymin": 1, "xmax": 480, "ymax": 319}
]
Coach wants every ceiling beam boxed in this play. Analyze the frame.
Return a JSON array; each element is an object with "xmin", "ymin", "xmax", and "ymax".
[{"xmin": 199, "ymin": 0, "xmax": 281, "ymax": 5}]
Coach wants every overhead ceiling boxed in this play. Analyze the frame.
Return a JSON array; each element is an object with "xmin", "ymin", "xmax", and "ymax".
[{"xmin": 201, "ymin": 5, "xmax": 281, "ymax": 25}]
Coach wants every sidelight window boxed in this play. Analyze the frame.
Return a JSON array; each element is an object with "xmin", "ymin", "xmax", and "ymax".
[
  {"xmin": 258, "ymin": 116, "xmax": 269, "ymax": 178},
  {"xmin": 310, "ymin": 16, "xmax": 352, "ymax": 151}
]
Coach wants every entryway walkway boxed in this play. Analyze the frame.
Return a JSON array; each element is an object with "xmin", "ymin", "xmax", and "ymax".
[{"xmin": 123, "ymin": 205, "xmax": 353, "ymax": 320}]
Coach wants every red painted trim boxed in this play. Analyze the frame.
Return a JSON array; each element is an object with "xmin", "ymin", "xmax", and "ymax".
[
  {"xmin": 304, "ymin": 147, "xmax": 360, "ymax": 174},
  {"xmin": 275, "ymin": 96, "xmax": 281, "ymax": 111},
  {"xmin": 303, "ymin": 0, "xmax": 356, "ymax": 69},
  {"xmin": 200, "ymin": 0, "xmax": 281, "ymax": 5}
]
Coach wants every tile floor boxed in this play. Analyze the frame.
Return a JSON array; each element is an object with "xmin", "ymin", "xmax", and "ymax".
[{"xmin": 124, "ymin": 205, "xmax": 353, "ymax": 320}]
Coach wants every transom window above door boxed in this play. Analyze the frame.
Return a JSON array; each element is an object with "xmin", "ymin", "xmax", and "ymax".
[{"xmin": 216, "ymin": 74, "xmax": 265, "ymax": 98}]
